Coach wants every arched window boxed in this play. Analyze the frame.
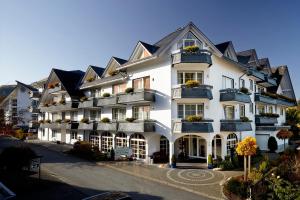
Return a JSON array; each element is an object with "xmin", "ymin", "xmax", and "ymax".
[
  {"xmin": 89, "ymin": 131, "xmax": 100, "ymax": 148},
  {"xmin": 227, "ymin": 133, "xmax": 238, "ymax": 155},
  {"xmin": 101, "ymin": 132, "xmax": 113, "ymax": 152},
  {"xmin": 115, "ymin": 132, "xmax": 127, "ymax": 148},
  {"xmin": 130, "ymin": 133, "xmax": 146, "ymax": 159},
  {"xmin": 160, "ymin": 136, "xmax": 169, "ymax": 156}
]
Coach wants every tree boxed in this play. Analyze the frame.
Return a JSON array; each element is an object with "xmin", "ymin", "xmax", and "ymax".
[
  {"xmin": 268, "ymin": 136, "xmax": 278, "ymax": 153},
  {"xmin": 236, "ymin": 136, "xmax": 257, "ymax": 181},
  {"xmin": 286, "ymin": 107, "xmax": 300, "ymax": 140},
  {"xmin": 276, "ymin": 129, "xmax": 293, "ymax": 150}
]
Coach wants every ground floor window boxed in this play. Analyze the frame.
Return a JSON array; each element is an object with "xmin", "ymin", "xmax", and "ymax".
[
  {"xmin": 41, "ymin": 129, "xmax": 45, "ymax": 137},
  {"xmin": 160, "ymin": 136, "xmax": 169, "ymax": 155},
  {"xmin": 115, "ymin": 132, "xmax": 127, "ymax": 148},
  {"xmin": 212, "ymin": 135, "xmax": 222, "ymax": 158},
  {"xmin": 52, "ymin": 130, "xmax": 57, "ymax": 138},
  {"xmin": 227, "ymin": 133, "xmax": 238, "ymax": 155},
  {"xmin": 89, "ymin": 131, "xmax": 100, "ymax": 147},
  {"xmin": 71, "ymin": 131, "xmax": 77, "ymax": 140},
  {"xmin": 101, "ymin": 132, "xmax": 113, "ymax": 152},
  {"xmin": 130, "ymin": 133, "xmax": 146, "ymax": 159}
]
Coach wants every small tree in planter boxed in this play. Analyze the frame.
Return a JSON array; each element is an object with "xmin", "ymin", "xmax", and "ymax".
[
  {"xmin": 101, "ymin": 117, "xmax": 110, "ymax": 123},
  {"xmin": 183, "ymin": 45, "xmax": 199, "ymax": 53},
  {"xmin": 126, "ymin": 118, "xmax": 135, "ymax": 122},
  {"xmin": 186, "ymin": 115, "xmax": 202, "ymax": 122},
  {"xmin": 80, "ymin": 96, "xmax": 88, "ymax": 102},
  {"xmin": 81, "ymin": 118, "xmax": 89, "ymax": 124},
  {"xmin": 236, "ymin": 136, "xmax": 257, "ymax": 181},
  {"xmin": 102, "ymin": 93, "xmax": 111, "ymax": 98},
  {"xmin": 268, "ymin": 136, "xmax": 278, "ymax": 153},
  {"xmin": 125, "ymin": 88, "xmax": 134, "ymax": 94},
  {"xmin": 276, "ymin": 129, "xmax": 293, "ymax": 150},
  {"xmin": 207, "ymin": 154, "xmax": 213, "ymax": 169},
  {"xmin": 171, "ymin": 154, "xmax": 176, "ymax": 168},
  {"xmin": 185, "ymin": 80, "xmax": 200, "ymax": 88}
]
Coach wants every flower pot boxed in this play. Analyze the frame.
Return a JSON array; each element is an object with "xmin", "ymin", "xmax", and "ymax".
[
  {"xmin": 207, "ymin": 163, "xmax": 213, "ymax": 169},
  {"xmin": 171, "ymin": 163, "xmax": 177, "ymax": 168}
]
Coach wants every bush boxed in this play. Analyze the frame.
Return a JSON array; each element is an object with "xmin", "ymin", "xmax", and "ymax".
[
  {"xmin": 240, "ymin": 87, "xmax": 250, "ymax": 94},
  {"xmin": 186, "ymin": 115, "xmax": 202, "ymax": 122},
  {"xmin": 14, "ymin": 129, "xmax": 25, "ymax": 140},
  {"xmin": 183, "ymin": 45, "xmax": 199, "ymax": 53},
  {"xmin": 219, "ymin": 160, "xmax": 234, "ymax": 170},
  {"xmin": 64, "ymin": 119, "xmax": 71, "ymax": 123},
  {"xmin": 108, "ymin": 70, "xmax": 118, "ymax": 76},
  {"xmin": 240, "ymin": 116, "xmax": 250, "ymax": 122},
  {"xmin": 59, "ymin": 99, "xmax": 66, "ymax": 105},
  {"xmin": 268, "ymin": 136, "xmax": 278, "ymax": 153},
  {"xmin": 185, "ymin": 80, "xmax": 200, "ymax": 88},
  {"xmin": 102, "ymin": 93, "xmax": 110, "ymax": 97},
  {"xmin": 101, "ymin": 117, "xmax": 110, "ymax": 123},
  {"xmin": 45, "ymin": 119, "xmax": 51, "ymax": 123},
  {"xmin": 81, "ymin": 118, "xmax": 89, "ymax": 124},
  {"xmin": 87, "ymin": 77, "xmax": 95, "ymax": 82},
  {"xmin": 126, "ymin": 118, "xmax": 135, "ymax": 122},
  {"xmin": 80, "ymin": 96, "xmax": 88, "ymax": 102},
  {"xmin": 224, "ymin": 178, "xmax": 248, "ymax": 199},
  {"xmin": 55, "ymin": 119, "xmax": 62, "ymax": 124},
  {"xmin": 0, "ymin": 146, "xmax": 37, "ymax": 171},
  {"xmin": 125, "ymin": 88, "xmax": 134, "ymax": 94}
]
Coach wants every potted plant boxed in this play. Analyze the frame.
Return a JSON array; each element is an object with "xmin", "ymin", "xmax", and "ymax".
[
  {"xmin": 101, "ymin": 117, "xmax": 110, "ymax": 123},
  {"xmin": 239, "ymin": 87, "xmax": 250, "ymax": 94},
  {"xmin": 55, "ymin": 119, "xmax": 62, "ymax": 124},
  {"xmin": 186, "ymin": 115, "xmax": 202, "ymax": 122},
  {"xmin": 125, "ymin": 87, "xmax": 134, "ymax": 94},
  {"xmin": 183, "ymin": 45, "xmax": 199, "ymax": 53},
  {"xmin": 81, "ymin": 118, "xmax": 89, "ymax": 124},
  {"xmin": 108, "ymin": 70, "xmax": 118, "ymax": 76},
  {"xmin": 80, "ymin": 96, "xmax": 88, "ymax": 102},
  {"xmin": 102, "ymin": 93, "xmax": 111, "ymax": 98},
  {"xmin": 87, "ymin": 77, "xmax": 95, "ymax": 82},
  {"xmin": 240, "ymin": 116, "xmax": 250, "ymax": 122},
  {"xmin": 45, "ymin": 119, "xmax": 51, "ymax": 124},
  {"xmin": 126, "ymin": 117, "xmax": 135, "ymax": 122},
  {"xmin": 185, "ymin": 80, "xmax": 200, "ymax": 88},
  {"xmin": 171, "ymin": 154, "xmax": 177, "ymax": 168},
  {"xmin": 59, "ymin": 98, "xmax": 66, "ymax": 105},
  {"xmin": 64, "ymin": 119, "xmax": 71, "ymax": 123},
  {"xmin": 208, "ymin": 154, "xmax": 213, "ymax": 169}
]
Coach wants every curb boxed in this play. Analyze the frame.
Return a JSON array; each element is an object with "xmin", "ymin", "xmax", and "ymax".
[{"xmin": 100, "ymin": 163, "xmax": 224, "ymax": 200}]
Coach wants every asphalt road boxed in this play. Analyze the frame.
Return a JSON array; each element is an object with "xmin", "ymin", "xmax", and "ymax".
[{"xmin": 0, "ymin": 137, "xmax": 212, "ymax": 200}]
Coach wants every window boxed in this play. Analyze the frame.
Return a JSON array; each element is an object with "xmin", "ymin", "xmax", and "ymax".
[
  {"xmin": 258, "ymin": 105, "xmax": 265, "ymax": 114},
  {"xmin": 89, "ymin": 131, "xmax": 100, "ymax": 147},
  {"xmin": 250, "ymin": 80, "xmax": 254, "ymax": 91},
  {"xmin": 183, "ymin": 39, "xmax": 196, "ymax": 48},
  {"xmin": 177, "ymin": 104, "xmax": 204, "ymax": 118},
  {"xmin": 280, "ymin": 108, "xmax": 284, "ymax": 115},
  {"xmin": 89, "ymin": 110, "xmax": 99, "ymax": 121},
  {"xmin": 133, "ymin": 105, "xmax": 150, "ymax": 120},
  {"xmin": 71, "ymin": 111, "xmax": 78, "ymax": 121},
  {"xmin": 222, "ymin": 76, "xmax": 234, "ymax": 89},
  {"xmin": 112, "ymin": 108, "xmax": 126, "ymax": 121},
  {"xmin": 227, "ymin": 133, "xmax": 238, "ymax": 155},
  {"xmin": 250, "ymin": 103, "xmax": 253, "ymax": 114},
  {"xmin": 71, "ymin": 131, "xmax": 78, "ymax": 140},
  {"xmin": 268, "ymin": 106, "xmax": 273, "ymax": 113},
  {"xmin": 52, "ymin": 130, "xmax": 57, "ymax": 138},
  {"xmin": 130, "ymin": 133, "xmax": 146, "ymax": 159},
  {"xmin": 224, "ymin": 105, "xmax": 234, "ymax": 120},
  {"xmin": 240, "ymin": 105, "xmax": 245, "ymax": 118},
  {"xmin": 177, "ymin": 72, "xmax": 203, "ymax": 84},
  {"xmin": 133, "ymin": 76, "xmax": 150, "ymax": 90},
  {"xmin": 257, "ymin": 86, "xmax": 265, "ymax": 93},
  {"xmin": 101, "ymin": 132, "xmax": 113, "ymax": 152},
  {"xmin": 115, "ymin": 132, "xmax": 127, "ymax": 148},
  {"xmin": 239, "ymin": 79, "xmax": 245, "ymax": 88},
  {"xmin": 113, "ymin": 83, "xmax": 127, "ymax": 94},
  {"xmin": 160, "ymin": 136, "xmax": 169, "ymax": 156}
]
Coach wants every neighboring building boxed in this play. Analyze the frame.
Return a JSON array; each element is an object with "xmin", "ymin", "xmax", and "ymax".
[
  {"xmin": 37, "ymin": 22, "xmax": 297, "ymax": 163},
  {"xmin": 0, "ymin": 85, "xmax": 16, "ymax": 104},
  {"xmin": 0, "ymin": 80, "xmax": 46, "ymax": 132}
]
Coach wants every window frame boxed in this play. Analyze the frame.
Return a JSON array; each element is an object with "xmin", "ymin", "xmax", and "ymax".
[
  {"xmin": 224, "ymin": 105, "xmax": 235, "ymax": 120},
  {"xmin": 177, "ymin": 71, "xmax": 204, "ymax": 85},
  {"xmin": 177, "ymin": 103, "xmax": 204, "ymax": 119},
  {"xmin": 222, "ymin": 76, "xmax": 234, "ymax": 89}
]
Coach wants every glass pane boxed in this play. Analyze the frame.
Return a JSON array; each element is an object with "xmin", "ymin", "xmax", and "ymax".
[
  {"xmin": 185, "ymin": 105, "xmax": 196, "ymax": 116},
  {"xmin": 177, "ymin": 73, "xmax": 184, "ymax": 84},
  {"xmin": 197, "ymin": 72, "xmax": 203, "ymax": 84},
  {"xmin": 178, "ymin": 105, "xmax": 184, "ymax": 118},
  {"xmin": 197, "ymin": 104, "xmax": 204, "ymax": 116},
  {"xmin": 185, "ymin": 73, "xmax": 195, "ymax": 83}
]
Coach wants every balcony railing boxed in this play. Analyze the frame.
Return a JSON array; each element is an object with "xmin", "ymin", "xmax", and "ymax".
[
  {"xmin": 97, "ymin": 122, "xmax": 118, "ymax": 131},
  {"xmin": 78, "ymin": 98, "xmax": 98, "ymax": 108},
  {"xmin": 172, "ymin": 49, "xmax": 212, "ymax": 67},
  {"xmin": 255, "ymin": 115, "xmax": 278, "ymax": 125},
  {"xmin": 78, "ymin": 122, "xmax": 97, "ymax": 130},
  {"xmin": 97, "ymin": 96, "xmax": 118, "ymax": 107},
  {"xmin": 254, "ymin": 93, "xmax": 277, "ymax": 105},
  {"xmin": 39, "ymin": 101, "xmax": 79, "ymax": 112},
  {"xmin": 118, "ymin": 120, "xmax": 155, "ymax": 132},
  {"xmin": 220, "ymin": 120, "xmax": 252, "ymax": 132},
  {"xmin": 257, "ymin": 74, "xmax": 277, "ymax": 87},
  {"xmin": 173, "ymin": 119, "xmax": 214, "ymax": 133},
  {"xmin": 256, "ymin": 125, "xmax": 290, "ymax": 131},
  {"xmin": 247, "ymin": 68, "xmax": 265, "ymax": 81},
  {"xmin": 172, "ymin": 85, "xmax": 213, "ymax": 100},
  {"xmin": 220, "ymin": 88, "xmax": 251, "ymax": 103},
  {"xmin": 118, "ymin": 89, "xmax": 155, "ymax": 104},
  {"xmin": 48, "ymin": 84, "xmax": 65, "ymax": 94}
]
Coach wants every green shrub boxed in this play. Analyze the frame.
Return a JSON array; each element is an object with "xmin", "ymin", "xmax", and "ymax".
[
  {"xmin": 258, "ymin": 160, "xmax": 269, "ymax": 173},
  {"xmin": 108, "ymin": 70, "xmax": 118, "ymax": 76},
  {"xmin": 0, "ymin": 146, "xmax": 37, "ymax": 171},
  {"xmin": 268, "ymin": 136, "xmax": 278, "ymax": 152},
  {"xmin": 185, "ymin": 80, "xmax": 200, "ymax": 88},
  {"xmin": 126, "ymin": 118, "xmax": 135, "ymax": 122},
  {"xmin": 64, "ymin": 119, "xmax": 71, "ymax": 123},
  {"xmin": 219, "ymin": 160, "xmax": 234, "ymax": 170},
  {"xmin": 248, "ymin": 168, "xmax": 263, "ymax": 182},
  {"xmin": 101, "ymin": 117, "xmax": 110, "ymax": 123},
  {"xmin": 240, "ymin": 116, "xmax": 250, "ymax": 122},
  {"xmin": 45, "ymin": 119, "xmax": 51, "ymax": 123},
  {"xmin": 186, "ymin": 115, "xmax": 202, "ymax": 122},
  {"xmin": 80, "ymin": 96, "xmax": 88, "ymax": 102},
  {"xmin": 125, "ymin": 88, "xmax": 134, "ymax": 93},
  {"xmin": 232, "ymin": 153, "xmax": 240, "ymax": 168},
  {"xmin": 225, "ymin": 155, "xmax": 231, "ymax": 161},
  {"xmin": 102, "ymin": 93, "xmax": 110, "ymax": 97},
  {"xmin": 80, "ymin": 118, "xmax": 89, "ymax": 124},
  {"xmin": 240, "ymin": 87, "xmax": 250, "ymax": 94},
  {"xmin": 59, "ymin": 99, "xmax": 66, "ymax": 105},
  {"xmin": 183, "ymin": 45, "xmax": 199, "ymax": 53},
  {"xmin": 225, "ymin": 178, "xmax": 248, "ymax": 198},
  {"xmin": 208, "ymin": 154, "xmax": 212, "ymax": 164},
  {"xmin": 55, "ymin": 119, "xmax": 62, "ymax": 124}
]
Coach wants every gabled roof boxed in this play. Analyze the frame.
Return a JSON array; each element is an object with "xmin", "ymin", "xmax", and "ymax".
[
  {"xmin": 31, "ymin": 78, "xmax": 47, "ymax": 89},
  {"xmin": 101, "ymin": 57, "xmax": 127, "ymax": 77},
  {"xmin": 90, "ymin": 65, "xmax": 105, "ymax": 77},
  {"xmin": 215, "ymin": 41, "xmax": 231, "ymax": 54},
  {"xmin": 128, "ymin": 41, "xmax": 159, "ymax": 61},
  {"xmin": 139, "ymin": 41, "xmax": 159, "ymax": 54},
  {"xmin": 113, "ymin": 57, "xmax": 127, "ymax": 65},
  {"xmin": 16, "ymin": 81, "xmax": 38, "ymax": 92},
  {"xmin": 0, "ymin": 85, "xmax": 15, "ymax": 97},
  {"xmin": 237, "ymin": 55, "xmax": 251, "ymax": 64},
  {"xmin": 237, "ymin": 49, "xmax": 259, "ymax": 66}
]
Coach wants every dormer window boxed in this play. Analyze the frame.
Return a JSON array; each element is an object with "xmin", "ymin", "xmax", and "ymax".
[
  {"xmin": 183, "ymin": 39, "xmax": 197, "ymax": 48},
  {"xmin": 177, "ymin": 32, "xmax": 203, "ymax": 50}
]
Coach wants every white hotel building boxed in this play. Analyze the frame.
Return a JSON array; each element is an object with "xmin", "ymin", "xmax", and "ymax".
[{"xmin": 37, "ymin": 22, "xmax": 296, "ymax": 163}]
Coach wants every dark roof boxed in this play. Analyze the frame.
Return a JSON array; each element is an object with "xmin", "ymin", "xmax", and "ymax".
[
  {"xmin": 112, "ymin": 57, "xmax": 127, "ymax": 65},
  {"xmin": 139, "ymin": 41, "xmax": 159, "ymax": 54},
  {"xmin": 237, "ymin": 55, "xmax": 251, "ymax": 64},
  {"xmin": 90, "ymin": 66, "xmax": 105, "ymax": 77},
  {"xmin": 237, "ymin": 49, "xmax": 258, "ymax": 64},
  {"xmin": 16, "ymin": 81, "xmax": 38, "ymax": 91},
  {"xmin": 31, "ymin": 78, "xmax": 47, "ymax": 89},
  {"xmin": 215, "ymin": 41, "xmax": 231, "ymax": 54},
  {"xmin": 154, "ymin": 27, "xmax": 184, "ymax": 48},
  {"xmin": 0, "ymin": 85, "xmax": 15, "ymax": 97},
  {"xmin": 52, "ymin": 69, "xmax": 85, "ymax": 98}
]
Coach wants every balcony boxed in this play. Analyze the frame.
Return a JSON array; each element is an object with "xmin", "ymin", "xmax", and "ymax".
[
  {"xmin": 63, "ymin": 122, "xmax": 79, "ymax": 130},
  {"xmin": 220, "ymin": 89, "xmax": 251, "ymax": 103},
  {"xmin": 40, "ymin": 123, "xmax": 60, "ymax": 129},
  {"xmin": 257, "ymin": 75, "xmax": 277, "ymax": 87},
  {"xmin": 78, "ymin": 122, "xmax": 97, "ymax": 130},
  {"xmin": 48, "ymin": 83, "xmax": 65, "ymax": 94},
  {"xmin": 80, "ymin": 73, "xmax": 128, "ymax": 90},
  {"xmin": 97, "ymin": 96, "xmax": 118, "ymax": 107},
  {"xmin": 29, "ymin": 106, "xmax": 39, "ymax": 113},
  {"xmin": 39, "ymin": 101, "xmax": 79, "ymax": 112},
  {"xmin": 172, "ymin": 49, "xmax": 212, "ymax": 67},
  {"xmin": 97, "ymin": 122, "xmax": 118, "ymax": 131},
  {"xmin": 220, "ymin": 120, "xmax": 252, "ymax": 132},
  {"xmin": 29, "ymin": 91, "xmax": 41, "ymax": 99},
  {"xmin": 254, "ymin": 93, "xmax": 277, "ymax": 105},
  {"xmin": 173, "ymin": 119, "xmax": 214, "ymax": 133},
  {"xmin": 79, "ymin": 98, "xmax": 98, "ymax": 108},
  {"xmin": 276, "ymin": 98, "xmax": 296, "ymax": 107},
  {"xmin": 118, "ymin": 120, "xmax": 155, "ymax": 132},
  {"xmin": 255, "ymin": 115, "xmax": 278, "ymax": 125},
  {"xmin": 256, "ymin": 125, "xmax": 290, "ymax": 131},
  {"xmin": 172, "ymin": 85, "xmax": 213, "ymax": 100},
  {"xmin": 247, "ymin": 68, "xmax": 265, "ymax": 81},
  {"xmin": 118, "ymin": 89, "xmax": 155, "ymax": 104}
]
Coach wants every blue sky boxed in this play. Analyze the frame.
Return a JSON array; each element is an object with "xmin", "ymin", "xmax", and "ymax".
[{"xmin": 0, "ymin": 0, "xmax": 299, "ymax": 98}]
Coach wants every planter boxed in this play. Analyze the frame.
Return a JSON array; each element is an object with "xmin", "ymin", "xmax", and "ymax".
[
  {"xmin": 208, "ymin": 163, "xmax": 213, "ymax": 169},
  {"xmin": 171, "ymin": 163, "xmax": 177, "ymax": 168}
]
